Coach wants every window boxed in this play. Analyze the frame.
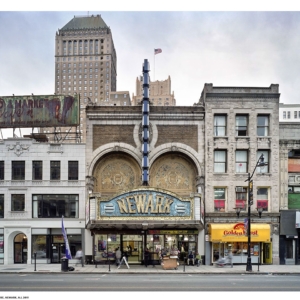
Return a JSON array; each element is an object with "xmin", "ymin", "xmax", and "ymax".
[
  {"xmin": 214, "ymin": 188, "xmax": 226, "ymax": 212},
  {"xmin": 235, "ymin": 187, "xmax": 247, "ymax": 210},
  {"xmin": 0, "ymin": 161, "xmax": 4, "ymax": 180},
  {"xmin": 32, "ymin": 161, "xmax": 42, "ymax": 180},
  {"xmin": 256, "ymin": 150, "xmax": 269, "ymax": 173},
  {"xmin": 294, "ymin": 111, "xmax": 298, "ymax": 119},
  {"xmin": 12, "ymin": 161, "xmax": 25, "ymax": 180},
  {"xmin": 235, "ymin": 115, "xmax": 248, "ymax": 136},
  {"xmin": 11, "ymin": 194, "xmax": 25, "ymax": 211},
  {"xmin": 287, "ymin": 186, "xmax": 300, "ymax": 209},
  {"xmin": 257, "ymin": 115, "xmax": 269, "ymax": 136},
  {"xmin": 287, "ymin": 111, "xmax": 291, "ymax": 119},
  {"xmin": 214, "ymin": 150, "xmax": 226, "ymax": 173},
  {"xmin": 235, "ymin": 150, "xmax": 248, "ymax": 173},
  {"xmin": 0, "ymin": 195, "xmax": 3, "ymax": 218},
  {"xmin": 257, "ymin": 188, "xmax": 268, "ymax": 211},
  {"xmin": 68, "ymin": 161, "xmax": 78, "ymax": 180},
  {"xmin": 50, "ymin": 161, "xmax": 60, "ymax": 180},
  {"xmin": 214, "ymin": 115, "xmax": 226, "ymax": 136},
  {"xmin": 32, "ymin": 194, "xmax": 79, "ymax": 218}
]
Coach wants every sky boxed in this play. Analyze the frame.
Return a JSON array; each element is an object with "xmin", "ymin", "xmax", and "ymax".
[{"xmin": 1, "ymin": 1, "xmax": 300, "ymax": 138}]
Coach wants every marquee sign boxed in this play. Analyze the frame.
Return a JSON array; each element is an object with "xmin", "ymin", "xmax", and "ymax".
[{"xmin": 99, "ymin": 188, "xmax": 192, "ymax": 219}]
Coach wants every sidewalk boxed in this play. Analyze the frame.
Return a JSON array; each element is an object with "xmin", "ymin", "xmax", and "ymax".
[{"xmin": 0, "ymin": 263, "xmax": 299, "ymax": 275}]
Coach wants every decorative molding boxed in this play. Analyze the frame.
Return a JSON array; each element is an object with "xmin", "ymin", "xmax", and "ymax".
[{"xmin": 6, "ymin": 142, "xmax": 30, "ymax": 156}]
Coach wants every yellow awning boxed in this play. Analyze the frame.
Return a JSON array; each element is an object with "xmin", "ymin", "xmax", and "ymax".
[{"xmin": 209, "ymin": 223, "xmax": 271, "ymax": 242}]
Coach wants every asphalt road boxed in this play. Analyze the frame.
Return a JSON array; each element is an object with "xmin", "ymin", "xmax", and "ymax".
[{"xmin": 0, "ymin": 273, "xmax": 299, "ymax": 292}]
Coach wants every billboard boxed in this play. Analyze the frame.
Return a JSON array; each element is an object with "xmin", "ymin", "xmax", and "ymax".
[{"xmin": 0, "ymin": 94, "xmax": 79, "ymax": 128}]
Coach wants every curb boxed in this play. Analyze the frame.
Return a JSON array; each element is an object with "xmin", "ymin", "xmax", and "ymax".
[{"xmin": 4, "ymin": 271, "xmax": 300, "ymax": 275}]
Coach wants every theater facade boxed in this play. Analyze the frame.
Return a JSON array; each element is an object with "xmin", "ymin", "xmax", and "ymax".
[{"xmin": 84, "ymin": 103, "xmax": 205, "ymax": 264}]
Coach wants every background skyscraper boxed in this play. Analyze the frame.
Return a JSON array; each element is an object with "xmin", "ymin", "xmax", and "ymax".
[{"xmin": 47, "ymin": 14, "xmax": 130, "ymax": 143}]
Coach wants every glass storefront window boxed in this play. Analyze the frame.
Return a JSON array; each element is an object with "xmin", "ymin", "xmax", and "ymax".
[
  {"xmin": 108, "ymin": 234, "xmax": 120, "ymax": 252},
  {"xmin": 32, "ymin": 235, "xmax": 47, "ymax": 259},
  {"xmin": 0, "ymin": 235, "xmax": 4, "ymax": 261},
  {"xmin": 153, "ymin": 235, "xmax": 164, "ymax": 253},
  {"xmin": 213, "ymin": 242, "xmax": 260, "ymax": 263}
]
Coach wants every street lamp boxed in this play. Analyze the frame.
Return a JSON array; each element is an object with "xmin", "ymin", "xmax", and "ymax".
[{"xmin": 235, "ymin": 154, "xmax": 267, "ymax": 272}]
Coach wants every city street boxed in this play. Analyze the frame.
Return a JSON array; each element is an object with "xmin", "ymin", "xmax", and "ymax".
[{"xmin": 0, "ymin": 273, "xmax": 299, "ymax": 292}]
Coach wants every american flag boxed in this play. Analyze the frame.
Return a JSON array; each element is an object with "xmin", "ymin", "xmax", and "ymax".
[{"xmin": 154, "ymin": 48, "xmax": 162, "ymax": 55}]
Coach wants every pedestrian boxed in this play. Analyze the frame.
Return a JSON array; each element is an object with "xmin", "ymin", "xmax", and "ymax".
[
  {"xmin": 75, "ymin": 248, "xmax": 84, "ymax": 267},
  {"xmin": 195, "ymin": 252, "xmax": 201, "ymax": 267},
  {"xmin": 228, "ymin": 250, "xmax": 233, "ymax": 268},
  {"xmin": 144, "ymin": 247, "xmax": 150, "ymax": 267},
  {"xmin": 115, "ymin": 247, "xmax": 121, "ymax": 266}
]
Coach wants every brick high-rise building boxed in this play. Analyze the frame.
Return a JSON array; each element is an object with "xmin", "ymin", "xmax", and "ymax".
[
  {"xmin": 132, "ymin": 76, "xmax": 176, "ymax": 106},
  {"xmin": 43, "ymin": 14, "xmax": 130, "ymax": 143}
]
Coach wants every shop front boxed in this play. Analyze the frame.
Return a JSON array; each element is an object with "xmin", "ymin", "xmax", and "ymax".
[
  {"xmin": 91, "ymin": 229, "xmax": 199, "ymax": 265},
  {"xmin": 88, "ymin": 188, "xmax": 204, "ymax": 265},
  {"xmin": 208, "ymin": 223, "xmax": 272, "ymax": 265}
]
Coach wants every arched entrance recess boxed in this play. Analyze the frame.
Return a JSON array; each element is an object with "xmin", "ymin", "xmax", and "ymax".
[
  {"xmin": 149, "ymin": 152, "xmax": 198, "ymax": 197},
  {"xmin": 14, "ymin": 233, "xmax": 28, "ymax": 264},
  {"xmin": 92, "ymin": 152, "xmax": 141, "ymax": 196}
]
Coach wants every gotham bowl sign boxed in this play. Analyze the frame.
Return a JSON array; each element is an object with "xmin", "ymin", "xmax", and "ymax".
[
  {"xmin": 0, "ymin": 94, "xmax": 79, "ymax": 128},
  {"xmin": 99, "ymin": 189, "xmax": 192, "ymax": 219}
]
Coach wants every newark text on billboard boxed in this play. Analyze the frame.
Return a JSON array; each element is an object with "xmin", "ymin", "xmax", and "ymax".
[{"xmin": 0, "ymin": 95, "xmax": 79, "ymax": 128}]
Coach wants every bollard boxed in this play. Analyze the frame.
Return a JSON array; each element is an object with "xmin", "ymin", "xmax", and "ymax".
[
  {"xmin": 183, "ymin": 257, "xmax": 186, "ymax": 272},
  {"xmin": 109, "ymin": 259, "xmax": 111, "ymax": 272},
  {"xmin": 34, "ymin": 252, "xmax": 37, "ymax": 271},
  {"xmin": 258, "ymin": 256, "xmax": 260, "ymax": 272}
]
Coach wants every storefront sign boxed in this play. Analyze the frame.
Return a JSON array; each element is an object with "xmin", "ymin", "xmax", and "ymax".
[
  {"xmin": 209, "ymin": 223, "xmax": 270, "ymax": 242},
  {"xmin": 99, "ymin": 188, "xmax": 192, "ymax": 219}
]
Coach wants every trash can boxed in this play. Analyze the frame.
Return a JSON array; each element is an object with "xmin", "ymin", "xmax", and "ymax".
[{"xmin": 61, "ymin": 258, "xmax": 69, "ymax": 272}]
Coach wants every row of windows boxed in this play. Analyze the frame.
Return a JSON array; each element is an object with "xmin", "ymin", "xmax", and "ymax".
[
  {"xmin": 214, "ymin": 150, "xmax": 269, "ymax": 173},
  {"xmin": 214, "ymin": 115, "xmax": 269, "ymax": 137},
  {"xmin": 58, "ymin": 62, "xmax": 108, "ymax": 68},
  {"xmin": 56, "ymin": 56, "xmax": 110, "ymax": 62},
  {"xmin": 62, "ymin": 80, "xmax": 100, "ymax": 85},
  {"xmin": 57, "ymin": 75, "xmax": 107, "ymax": 80},
  {"xmin": 58, "ymin": 68, "xmax": 100, "ymax": 73},
  {"xmin": 282, "ymin": 111, "xmax": 300, "ymax": 119},
  {"xmin": 0, "ymin": 194, "xmax": 79, "ymax": 218},
  {"xmin": 59, "ymin": 86, "xmax": 99, "ymax": 92},
  {"xmin": 0, "ymin": 161, "xmax": 78, "ymax": 181},
  {"xmin": 214, "ymin": 187, "xmax": 269, "ymax": 212},
  {"xmin": 62, "ymin": 39, "xmax": 105, "ymax": 44},
  {"xmin": 58, "ymin": 76, "xmax": 109, "ymax": 84},
  {"xmin": 62, "ymin": 50, "xmax": 103, "ymax": 55}
]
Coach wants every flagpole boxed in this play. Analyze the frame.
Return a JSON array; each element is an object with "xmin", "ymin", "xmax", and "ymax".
[{"xmin": 154, "ymin": 50, "xmax": 155, "ymax": 81}]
